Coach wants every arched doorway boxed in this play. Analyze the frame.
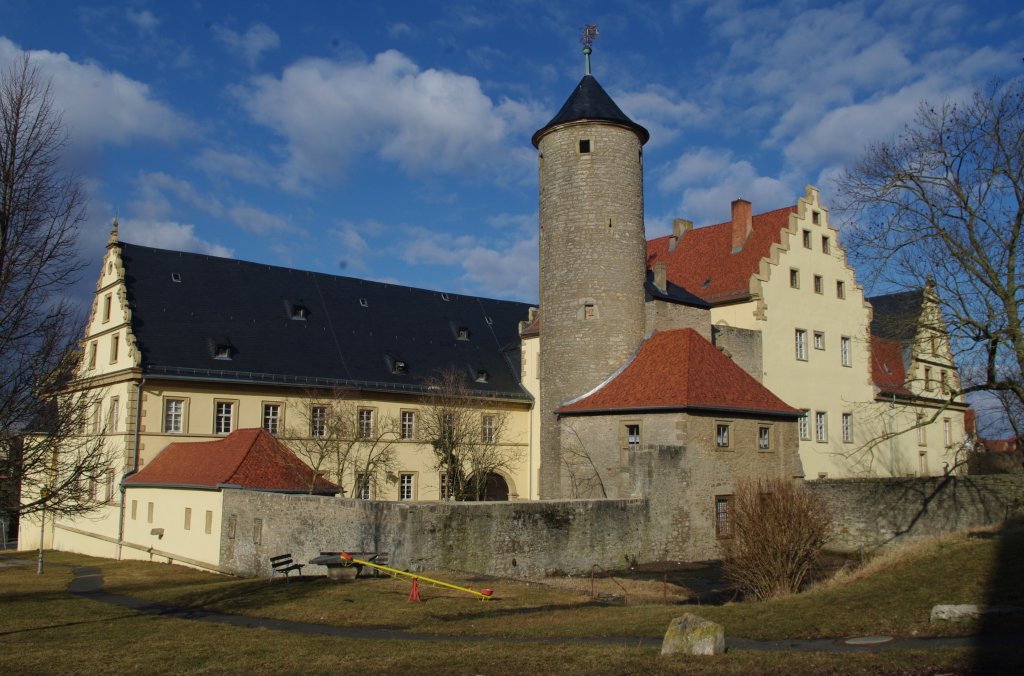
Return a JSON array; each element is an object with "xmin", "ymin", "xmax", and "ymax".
[{"xmin": 480, "ymin": 472, "xmax": 509, "ymax": 501}]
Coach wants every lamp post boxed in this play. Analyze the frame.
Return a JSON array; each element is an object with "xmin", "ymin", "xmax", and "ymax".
[{"xmin": 37, "ymin": 487, "xmax": 49, "ymax": 575}]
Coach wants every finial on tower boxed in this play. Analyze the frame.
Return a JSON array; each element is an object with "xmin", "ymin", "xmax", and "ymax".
[
  {"xmin": 108, "ymin": 213, "xmax": 119, "ymax": 247},
  {"xmin": 581, "ymin": 24, "xmax": 599, "ymax": 75}
]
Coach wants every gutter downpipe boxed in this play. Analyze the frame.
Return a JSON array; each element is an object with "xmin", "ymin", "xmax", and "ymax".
[{"xmin": 116, "ymin": 374, "xmax": 146, "ymax": 560}]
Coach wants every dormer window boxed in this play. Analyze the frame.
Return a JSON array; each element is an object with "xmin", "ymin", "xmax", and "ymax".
[
  {"xmin": 485, "ymin": 316, "xmax": 493, "ymax": 325},
  {"xmin": 171, "ymin": 272, "xmax": 181, "ymax": 283},
  {"xmin": 475, "ymin": 370, "xmax": 489, "ymax": 383},
  {"xmin": 214, "ymin": 344, "xmax": 232, "ymax": 360},
  {"xmin": 441, "ymin": 293, "xmax": 450, "ymax": 301},
  {"xmin": 359, "ymin": 298, "xmax": 368, "ymax": 308},
  {"xmin": 457, "ymin": 327, "xmax": 470, "ymax": 341},
  {"xmin": 291, "ymin": 304, "xmax": 308, "ymax": 320},
  {"xmin": 392, "ymin": 359, "xmax": 407, "ymax": 375}
]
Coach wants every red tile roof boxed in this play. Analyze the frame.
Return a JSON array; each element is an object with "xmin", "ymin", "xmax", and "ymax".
[
  {"xmin": 558, "ymin": 328, "xmax": 800, "ymax": 416},
  {"xmin": 871, "ymin": 335, "xmax": 912, "ymax": 397},
  {"xmin": 647, "ymin": 206, "xmax": 797, "ymax": 303},
  {"xmin": 125, "ymin": 428, "xmax": 338, "ymax": 493}
]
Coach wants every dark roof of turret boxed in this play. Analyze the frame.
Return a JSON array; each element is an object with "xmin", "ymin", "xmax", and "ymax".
[
  {"xmin": 868, "ymin": 289, "xmax": 924, "ymax": 342},
  {"xmin": 532, "ymin": 75, "xmax": 649, "ymax": 147},
  {"xmin": 117, "ymin": 243, "xmax": 533, "ymax": 401}
]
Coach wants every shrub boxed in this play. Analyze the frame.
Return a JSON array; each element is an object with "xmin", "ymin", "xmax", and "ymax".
[{"xmin": 721, "ymin": 479, "xmax": 832, "ymax": 601}]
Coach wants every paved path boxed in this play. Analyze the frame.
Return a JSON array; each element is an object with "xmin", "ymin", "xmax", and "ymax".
[{"xmin": 67, "ymin": 565, "xmax": 1017, "ymax": 652}]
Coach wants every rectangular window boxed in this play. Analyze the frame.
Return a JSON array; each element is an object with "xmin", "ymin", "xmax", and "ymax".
[
  {"xmin": 812, "ymin": 210, "xmax": 820, "ymax": 225},
  {"xmin": 924, "ymin": 367, "xmax": 933, "ymax": 391},
  {"xmin": 813, "ymin": 331, "xmax": 825, "ymax": 350},
  {"xmin": 716, "ymin": 423, "xmax": 731, "ymax": 448},
  {"xmin": 215, "ymin": 401, "xmax": 234, "ymax": 435},
  {"xmin": 105, "ymin": 470, "xmax": 114, "ymax": 502},
  {"xmin": 401, "ymin": 410, "xmax": 416, "ymax": 440},
  {"xmin": 583, "ymin": 303, "xmax": 596, "ymax": 319},
  {"xmin": 815, "ymin": 411, "xmax": 827, "ymax": 442},
  {"xmin": 944, "ymin": 418, "xmax": 952, "ymax": 446},
  {"xmin": 919, "ymin": 451, "xmax": 929, "ymax": 477},
  {"xmin": 92, "ymin": 404, "xmax": 103, "ymax": 434},
  {"xmin": 102, "ymin": 293, "xmax": 112, "ymax": 323},
  {"xmin": 131, "ymin": 499, "xmax": 137, "ymax": 520},
  {"xmin": 108, "ymin": 397, "xmax": 119, "ymax": 433},
  {"xmin": 482, "ymin": 414, "xmax": 495, "ymax": 443},
  {"xmin": 836, "ymin": 280, "xmax": 846, "ymax": 299},
  {"xmin": 358, "ymin": 409, "xmax": 374, "ymax": 439},
  {"xmin": 842, "ymin": 413, "xmax": 853, "ymax": 443},
  {"xmin": 147, "ymin": 502, "xmax": 154, "ymax": 524},
  {"xmin": 356, "ymin": 473, "xmax": 371, "ymax": 499},
  {"xmin": 399, "ymin": 473, "xmax": 415, "ymax": 500},
  {"xmin": 88, "ymin": 341, "xmax": 98, "ymax": 369},
  {"xmin": 184, "ymin": 507, "xmax": 192, "ymax": 531},
  {"xmin": 440, "ymin": 473, "xmax": 455, "ymax": 500},
  {"xmin": 262, "ymin": 403, "xmax": 281, "ymax": 434},
  {"xmin": 813, "ymin": 275, "xmax": 823, "ymax": 294},
  {"xmin": 917, "ymin": 414, "xmax": 926, "ymax": 445},
  {"xmin": 789, "ymin": 268, "xmax": 800, "ymax": 289},
  {"xmin": 252, "ymin": 518, "xmax": 262, "ymax": 544},
  {"xmin": 205, "ymin": 510, "xmax": 213, "ymax": 535},
  {"xmin": 802, "ymin": 229, "xmax": 812, "ymax": 248},
  {"xmin": 715, "ymin": 495, "xmax": 733, "ymax": 537},
  {"xmin": 625, "ymin": 423, "xmax": 641, "ymax": 451},
  {"xmin": 795, "ymin": 329, "xmax": 807, "ymax": 361},
  {"xmin": 822, "ymin": 235, "xmax": 830, "ymax": 254},
  {"xmin": 109, "ymin": 334, "xmax": 119, "ymax": 363},
  {"xmin": 798, "ymin": 411, "xmax": 810, "ymax": 440},
  {"xmin": 311, "ymin": 405, "xmax": 327, "ymax": 438},
  {"xmin": 757, "ymin": 425, "xmax": 771, "ymax": 450},
  {"xmin": 940, "ymin": 370, "xmax": 949, "ymax": 395},
  {"xmin": 841, "ymin": 336, "xmax": 852, "ymax": 367},
  {"xmin": 164, "ymin": 399, "xmax": 184, "ymax": 434}
]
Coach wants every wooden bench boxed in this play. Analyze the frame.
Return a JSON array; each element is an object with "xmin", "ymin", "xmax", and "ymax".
[{"xmin": 270, "ymin": 553, "xmax": 304, "ymax": 580}]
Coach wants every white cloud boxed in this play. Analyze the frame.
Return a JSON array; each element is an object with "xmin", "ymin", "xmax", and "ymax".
[
  {"xmin": 193, "ymin": 149, "xmax": 277, "ymax": 188},
  {"xmin": 119, "ymin": 219, "xmax": 233, "ymax": 258},
  {"xmin": 0, "ymin": 38, "xmax": 189, "ymax": 149},
  {"xmin": 238, "ymin": 49, "xmax": 538, "ymax": 187},
  {"xmin": 213, "ymin": 23, "xmax": 280, "ymax": 68},
  {"xmin": 125, "ymin": 9, "xmax": 159, "ymax": 33},
  {"xmin": 614, "ymin": 85, "xmax": 703, "ymax": 146}
]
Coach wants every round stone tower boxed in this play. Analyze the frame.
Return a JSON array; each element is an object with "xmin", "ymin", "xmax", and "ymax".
[{"xmin": 533, "ymin": 49, "xmax": 649, "ymax": 499}]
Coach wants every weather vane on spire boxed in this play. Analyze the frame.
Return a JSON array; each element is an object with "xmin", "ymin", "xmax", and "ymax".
[{"xmin": 581, "ymin": 24, "xmax": 599, "ymax": 75}]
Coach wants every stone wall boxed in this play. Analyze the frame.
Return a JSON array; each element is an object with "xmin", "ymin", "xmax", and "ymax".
[
  {"xmin": 711, "ymin": 325, "xmax": 763, "ymax": 383},
  {"xmin": 220, "ymin": 490, "xmax": 648, "ymax": 578},
  {"xmin": 806, "ymin": 475, "xmax": 1024, "ymax": 552}
]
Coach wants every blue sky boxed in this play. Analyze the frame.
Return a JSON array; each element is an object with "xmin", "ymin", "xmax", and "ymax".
[{"xmin": 2, "ymin": 0, "xmax": 1022, "ymax": 307}]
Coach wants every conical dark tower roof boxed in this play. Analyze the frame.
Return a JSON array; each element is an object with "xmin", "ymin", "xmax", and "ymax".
[{"xmin": 532, "ymin": 74, "xmax": 650, "ymax": 147}]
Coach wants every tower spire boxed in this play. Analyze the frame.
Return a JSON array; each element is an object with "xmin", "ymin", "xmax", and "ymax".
[
  {"xmin": 108, "ymin": 213, "xmax": 120, "ymax": 248},
  {"xmin": 581, "ymin": 24, "xmax": 598, "ymax": 76}
]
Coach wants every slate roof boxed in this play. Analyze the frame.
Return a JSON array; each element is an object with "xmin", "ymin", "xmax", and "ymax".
[
  {"xmin": 124, "ymin": 428, "xmax": 338, "ymax": 493},
  {"xmin": 532, "ymin": 75, "xmax": 649, "ymax": 147},
  {"xmin": 868, "ymin": 289, "xmax": 924, "ymax": 341},
  {"xmin": 558, "ymin": 329, "xmax": 800, "ymax": 417},
  {"xmin": 646, "ymin": 206, "xmax": 798, "ymax": 304},
  {"xmin": 118, "ymin": 243, "xmax": 533, "ymax": 400}
]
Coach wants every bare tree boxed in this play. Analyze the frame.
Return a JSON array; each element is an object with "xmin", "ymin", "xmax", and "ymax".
[
  {"xmin": 1, "ymin": 54, "xmax": 112, "ymax": 528},
  {"xmin": 560, "ymin": 422, "xmax": 607, "ymax": 499},
  {"xmin": 837, "ymin": 81, "xmax": 1024, "ymax": 425},
  {"xmin": 419, "ymin": 367, "xmax": 518, "ymax": 501},
  {"xmin": 282, "ymin": 388, "xmax": 398, "ymax": 497}
]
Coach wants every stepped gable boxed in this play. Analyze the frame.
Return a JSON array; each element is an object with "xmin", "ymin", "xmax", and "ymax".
[
  {"xmin": 558, "ymin": 328, "xmax": 800, "ymax": 416},
  {"xmin": 868, "ymin": 289, "xmax": 925, "ymax": 342},
  {"xmin": 118, "ymin": 242, "xmax": 532, "ymax": 399},
  {"xmin": 532, "ymin": 74, "xmax": 649, "ymax": 146},
  {"xmin": 647, "ymin": 206, "xmax": 797, "ymax": 304},
  {"xmin": 124, "ymin": 428, "xmax": 338, "ymax": 492}
]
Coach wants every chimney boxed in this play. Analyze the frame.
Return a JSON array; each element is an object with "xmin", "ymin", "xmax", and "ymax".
[
  {"xmin": 669, "ymin": 219, "xmax": 692, "ymax": 252},
  {"xmin": 731, "ymin": 199, "xmax": 752, "ymax": 253},
  {"xmin": 654, "ymin": 262, "xmax": 667, "ymax": 293}
]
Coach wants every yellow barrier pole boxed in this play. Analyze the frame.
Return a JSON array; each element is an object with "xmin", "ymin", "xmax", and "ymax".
[{"xmin": 340, "ymin": 552, "xmax": 493, "ymax": 600}]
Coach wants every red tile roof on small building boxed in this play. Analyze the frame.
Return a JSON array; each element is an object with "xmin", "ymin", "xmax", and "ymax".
[
  {"xmin": 646, "ymin": 206, "xmax": 797, "ymax": 303},
  {"xmin": 558, "ymin": 328, "xmax": 800, "ymax": 416},
  {"xmin": 870, "ymin": 335, "xmax": 912, "ymax": 397},
  {"xmin": 125, "ymin": 428, "xmax": 338, "ymax": 493}
]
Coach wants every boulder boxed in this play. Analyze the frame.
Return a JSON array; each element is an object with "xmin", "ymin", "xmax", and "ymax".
[
  {"xmin": 661, "ymin": 613, "xmax": 725, "ymax": 656},
  {"xmin": 930, "ymin": 604, "xmax": 1023, "ymax": 621}
]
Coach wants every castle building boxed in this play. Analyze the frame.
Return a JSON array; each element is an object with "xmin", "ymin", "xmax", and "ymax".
[{"xmin": 19, "ymin": 45, "xmax": 966, "ymax": 564}]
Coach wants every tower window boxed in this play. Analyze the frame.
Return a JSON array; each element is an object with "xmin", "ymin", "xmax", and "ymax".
[
  {"xmin": 291, "ymin": 305, "xmax": 308, "ymax": 320},
  {"xmin": 457, "ymin": 327, "xmax": 470, "ymax": 340},
  {"xmin": 171, "ymin": 272, "xmax": 181, "ymax": 283},
  {"xmin": 579, "ymin": 139, "xmax": 591, "ymax": 154}
]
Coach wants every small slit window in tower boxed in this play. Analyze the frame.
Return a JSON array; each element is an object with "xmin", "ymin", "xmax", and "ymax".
[
  {"xmin": 475, "ymin": 370, "xmax": 489, "ymax": 383},
  {"xmin": 579, "ymin": 139, "xmax": 591, "ymax": 154},
  {"xmin": 171, "ymin": 272, "xmax": 181, "ymax": 283},
  {"xmin": 359, "ymin": 298, "xmax": 368, "ymax": 307},
  {"xmin": 584, "ymin": 303, "xmax": 596, "ymax": 319}
]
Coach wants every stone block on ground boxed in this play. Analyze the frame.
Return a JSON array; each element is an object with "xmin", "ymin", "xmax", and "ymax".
[
  {"xmin": 931, "ymin": 604, "xmax": 1023, "ymax": 622},
  {"xmin": 661, "ymin": 613, "xmax": 724, "ymax": 656}
]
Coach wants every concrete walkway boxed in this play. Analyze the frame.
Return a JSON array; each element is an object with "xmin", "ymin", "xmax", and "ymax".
[{"xmin": 67, "ymin": 565, "xmax": 1016, "ymax": 652}]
